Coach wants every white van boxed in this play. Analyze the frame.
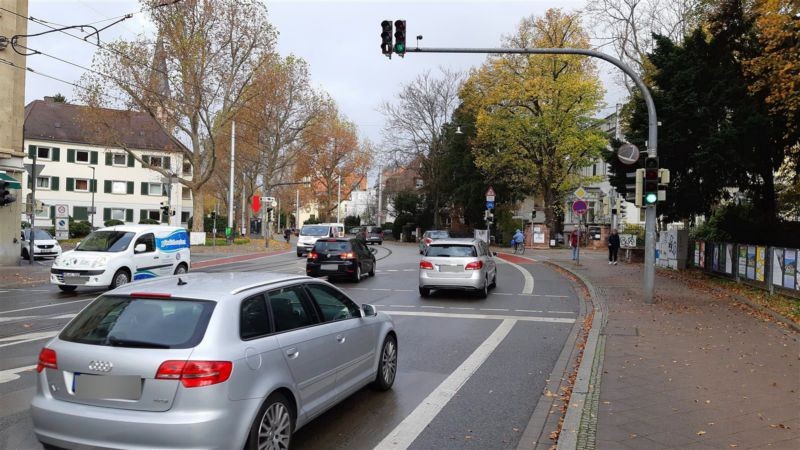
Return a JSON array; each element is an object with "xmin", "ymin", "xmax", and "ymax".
[
  {"xmin": 50, "ymin": 225, "xmax": 191, "ymax": 292},
  {"xmin": 296, "ymin": 222, "xmax": 345, "ymax": 256}
]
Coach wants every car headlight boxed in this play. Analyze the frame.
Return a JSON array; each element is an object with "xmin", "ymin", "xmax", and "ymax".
[{"xmin": 91, "ymin": 257, "xmax": 108, "ymax": 268}]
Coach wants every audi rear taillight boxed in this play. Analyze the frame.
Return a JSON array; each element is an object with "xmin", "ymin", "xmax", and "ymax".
[
  {"xmin": 37, "ymin": 348, "xmax": 57, "ymax": 372},
  {"xmin": 308, "ymin": 251, "xmax": 318, "ymax": 260},
  {"xmin": 465, "ymin": 261, "xmax": 483, "ymax": 270},
  {"xmin": 420, "ymin": 260, "xmax": 434, "ymax": 270},
  {"xmin": 156, "ymin": 360, "xmax": 233, "ymax": 388}
]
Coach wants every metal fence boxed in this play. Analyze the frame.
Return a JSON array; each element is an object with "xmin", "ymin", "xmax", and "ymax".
[{"xmin": 690, "ymin": 241, "xmax": 800, "ymax": 298}]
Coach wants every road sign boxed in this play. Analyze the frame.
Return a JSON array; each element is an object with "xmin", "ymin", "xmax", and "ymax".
[
  {"xmin": 55, "ymin": 218, "xmax": 68, "ymax": 231},
  {"xmin": 617, "ymin": 143, "xmax": 640, "ymax": 165},
  {"xmin": 87, "ymin": 206, "xmax": 96, "ymax": 214},
  {"xmin": 252, "ymin": 195, "xmax": 261, "ymax": 213},
  {"xmin": 24, "ymin": 163, "xmax": 45, "ymax": 178},
  {"xmin": 573, "ymin": 186, "xmax": 587, "ymax": 199},
  {"xmin": 572, "ymin": 199, "xmax": 588, "ymax": 215},
  {"xmin": 486, "ymin": 200, "xmax": 495, "ymax": 209},
  {"xmin": 485, "ymin": 186, "xmax": 496, "ymax": 202},
  {"xmin": 55, "ymin": 204, "xmax": 68, "ymax": 218}
]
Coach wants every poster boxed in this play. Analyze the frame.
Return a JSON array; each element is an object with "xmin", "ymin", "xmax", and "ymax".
[
  {"xmin": 755, "ymin": 247, "xmax": 765, "ymax": 282},
  {"xmin": 784, "ymin": 249, "xmax": 796, "ymax": 289},
  {"xmin": 699, "ymin": 241, "xmax": 706, "ymax": 268},
  {"xmin": 746, "ymin": 245, "xmax": 756, "ymax": 280},
  {"xmin": 725, "ymin": 244, "xmax": 733, "ymax": 274},
  {"xmin": 773, "ymin": 248, "xmax": 784, "ymax": 287},
  {"xmin": 712, "ymin": 244, "xmax": 719, "ymax": 271},
  {"xmin": 620, "ymin": 234, "xmax": 636, "ymax": 248},
  {"xmin": 738, "ymin": 246, "xmax": 747, "ymax": 276}
]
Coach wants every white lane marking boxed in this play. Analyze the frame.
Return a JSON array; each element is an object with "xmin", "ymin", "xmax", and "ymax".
[
  {"xmin": 450, "ymin": 307, "xmax": 475, "ymax": 310},
  {"xmin": 50, "ymin": 314, "xmax": 77, "ymax": 320},
  {"xmin": 372, "ymin": 288, "xmax": 391, "ymax": 291},
  {"xmin": 0, "ymin": 289, "xmax": 50, "ymax": 293},
  {"xmin": 0, "ymin": 365, "xmax": 38, "ymax": 384},
  {"xmin": 375, "ymin": 319, "xmax": 517, "ymax": 450},
  {"xmin": 515, "ymin": 309, "xmax": 543, "ymax": 313},
  {"xmin": 544, "ymin": 295, "xmax": 569, "ymax": 298},
  {"xmin": 0, "ymin": 331, "xmax": 59, "ymax": 349},
  {"xmin": 0, "ymin": 315, "xmax": 34, "ymax": 323},
  {"xmin": 420, "ymin": 306, "xmax": 445, "ymax": 309},
  {"xmin": 382, "ymin": 310, "xmax": 574, "ymax": 323},
  {"xmin": 0, "ymin": 291, "xmax": 7, "ymax": 294},
  {"xmin": 548, "ymin": 311, "xmax": 575, "ymax": 314},
  {"xmin": 388, "ymin": 305, "xmax": 415, "ymax": 308},
  {"xmin": 392, "ymin": 289, "xmax": 414, "ymax": 292},
  {"xmin": 403, "ymin": 269, "xmax": 415, "ymax": 272},
  {"xmin": 494, "ymin": 293, "xmax": 513, "ymax": 296},
  {"xmin": 495, "ymin": 257, "xmax": 534, "ymax": 295},
  {"xmin": 348, "ymin": 288, "xmax": 369, "ymax": 291},
  {"xmin": 480, "ymin": 308, "xmax": 509, "ymax": 312},
  {"xmin": 0, "ymin": 298, "xmax": 93, "ymax": 315},
  {"xmin": 0, "ymin": 313, "xmax": 76, "ymax": 323},
  {"xmin": 387, "ymin": 269, "xmax": 399, "ymax": 272}
]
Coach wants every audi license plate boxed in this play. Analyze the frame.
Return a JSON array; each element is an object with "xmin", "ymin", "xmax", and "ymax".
[
  {"xmin": 321, "ymin": 264, "xmax": 339, "ymax": 271},
  {"xmin": 73, "ymin": 373, "xmax": 142, "ymax": 400}
]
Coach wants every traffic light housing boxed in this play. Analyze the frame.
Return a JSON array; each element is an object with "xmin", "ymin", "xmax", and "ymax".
[
  {"xmin": 381, "ymin": 20, "xmax": 393, "ymax": 57},
  {"xmin": 0, "ymin": 181, "xmax": 16, "ymax": 207},
  {"xmin": 644, "ymin": 157, "xmax": 659, "ymax": 205},
  {"xmin": 394, "ymin": 20, "xmax": 406, "ymax": 56}
]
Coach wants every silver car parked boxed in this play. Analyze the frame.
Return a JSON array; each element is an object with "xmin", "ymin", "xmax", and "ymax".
[
  {"xmin": 32, "ymin": 272, "xmax": 397, "ymax": 450},
  {"xmin": 418, "ymin": 238, "xmax": 498, "ymax": 298},
  {"xmin": 419, "ymin": 230, "xmax": 450, "ymax": 254}
]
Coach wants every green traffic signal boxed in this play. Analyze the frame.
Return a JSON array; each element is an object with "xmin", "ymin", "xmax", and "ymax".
[
  {"xmin": 645, "ymin": 192, "xmax": 657, "ymax": 204},
  {"xmin": 394, "ymin": 19, "xmax": 406, "ymax": 56},
  {"xmin": 394, "ymin": 42, "xmax": 405, "ymax": 53}
]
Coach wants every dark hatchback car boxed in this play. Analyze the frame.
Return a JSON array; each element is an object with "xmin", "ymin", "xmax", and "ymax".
[
  {"xmin": 307, "ymin": 238, "xmax": 376, "ymax": 282},
  {"xmin": 364, "ymin": 226, "xmax": 384, "ymax": 245}
]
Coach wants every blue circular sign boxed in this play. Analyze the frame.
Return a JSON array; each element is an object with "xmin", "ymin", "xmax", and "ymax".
[{"xmin": 572, "ymin": 200, "xmax": 588, "ymax": 215}]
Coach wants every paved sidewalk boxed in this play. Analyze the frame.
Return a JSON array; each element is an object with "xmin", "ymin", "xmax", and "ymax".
[{"xmin": 541, "ymin": 249, "xmax": 799, "ymax": 450}]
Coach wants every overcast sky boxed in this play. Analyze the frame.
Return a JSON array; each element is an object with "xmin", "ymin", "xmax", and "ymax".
[{"xmin": 25, "ymin": 0, "xmax": 627, "ymax": 178}]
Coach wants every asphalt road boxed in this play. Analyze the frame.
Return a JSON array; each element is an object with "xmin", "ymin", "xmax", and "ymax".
[{"xmin": 0, "ymin": 241, "xmax": 581, "ymax": 450}]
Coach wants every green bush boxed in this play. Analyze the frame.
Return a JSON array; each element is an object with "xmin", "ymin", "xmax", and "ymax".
[
  {"xmin": 344, "ymin": 215, "xmax": 361, "ymax": 228},
  {"xmin": 138, "ymin": 218, "xmax": 160, "ymax": 225},
  {"xmin": 381, "ymin": 222, "xmax": 393, "ymax": 230},
  {"xmin": 619, "ymin": 223, "xmax": 646, "ymax": 245},
  {"xmin": 392, "ymin": 214, "xmax": 413, "ymax": 240},
  {"xmin": 69, "ymin": 221, "xmax": 91, "ymax": 238},
  {"xmin": 104, "ymin": 219, "xmax": 125, "ymax": 227}
]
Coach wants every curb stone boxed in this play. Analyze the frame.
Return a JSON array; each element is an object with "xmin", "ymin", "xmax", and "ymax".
[{"xmin": 546, "ymin": 261, "xmax": 607, "ymax": 450}]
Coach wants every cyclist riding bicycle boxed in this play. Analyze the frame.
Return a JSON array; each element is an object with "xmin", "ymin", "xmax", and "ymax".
[{"xmin": 512, "ymin": 229, "xmax": 525, "ymax": 253}]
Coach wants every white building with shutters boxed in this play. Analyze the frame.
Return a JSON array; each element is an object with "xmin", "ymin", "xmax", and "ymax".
[{"xmin": 21, "ymin": 98, "xmax": 193, "ymax": 230}]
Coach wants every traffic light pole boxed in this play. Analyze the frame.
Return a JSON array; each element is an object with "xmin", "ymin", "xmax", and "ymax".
[{"xmin": 406, "ymin": 46, "xmax": 659, "ymax": 303}]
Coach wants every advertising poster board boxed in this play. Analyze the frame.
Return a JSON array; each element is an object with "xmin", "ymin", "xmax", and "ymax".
[
  {"xmin": 784, "ymin": 249, "xmax": 796, "ymax": 289},
  {"xmin": 755, "ymin": 247, "xmax": 765, "ymax": 282},
  {"xmin": 746, "ymin": 245, "xmax": 756, "ymax": 280}
]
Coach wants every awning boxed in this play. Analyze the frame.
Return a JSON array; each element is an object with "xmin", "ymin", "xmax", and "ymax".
[{"xmin": 0, "ymin": 172, "xmax": 22, "ymax": 189}]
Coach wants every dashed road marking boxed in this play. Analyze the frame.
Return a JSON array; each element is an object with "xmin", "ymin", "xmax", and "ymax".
[
  {"xmin": 0, "ymin": 331, "xmax": 59, "ymax": 349},
  {"xmin": 392, "ymin": 289, "xmax": 414, "ymax": 292},
  {"xmin": 494, "ymin": 293, "xmax": 513, "ymax": 296},
  {"xmin": 421, "ymin": 306, "xmax": 445, "ymax": 309},
  {"xmin": 480, "ymin": 308, "xmax": 509, "ymax": 312},
  {"xmin": 388, "ymin": 305, "xmax": 414, "ymax": 308},
  {"xmin": 450, "ymin": 307, "xmax": 475, "ymax": 310},
  {"xmin": 515, "ymin": 309, "xmax": 543, "ymax": 313},
  {"xmin": 0, "ymin": 298, "xmax": 93, "ymax": 315}
]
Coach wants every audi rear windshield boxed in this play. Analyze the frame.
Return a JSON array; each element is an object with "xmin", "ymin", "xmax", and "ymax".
[
  {"xmin": 76, "ymin": 231, "xmax": 135, "ymax": 252},
  {"xmin": 426, "ymin": 244, "xmax": 477, "ymax": 257},
  {"xmin": 60, "ymin": 296, "xmax": 215, "ymax": 349}
]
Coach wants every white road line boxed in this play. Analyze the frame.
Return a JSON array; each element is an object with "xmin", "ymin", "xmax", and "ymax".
[
  {"xmin": 387, "ymin": 269, "xmax": 399, "ymax": 272},
  {"xmin": 450, "ymin": 307, "xmax": 475, "ymax": 310},
  {"xmin": 375, "ymin": 319, "xmax": 517, "ymax": 450},
  {"xmin": 496, "ymin": 257, "xmax": 534, "ymax": 295},
  {"xmin": 0, "ymin": 315, "xmax": 34, "ymax": 323},
  {"xmin": 0, "ymin": 365, "xmax": 38, "ymax": 384},
  {"xmin": 0, "ymin": 289, "xmax": 50, "ymax": 292},
  {"xmin": 420, "ymin": 306, "xmax": 445, "ymax": 309},
  {"xmin": 494, "ymin": 293, "xmax": 513, "ymax": 296},
  {"xmin": 402, "ymin": 269, "xmax": 415, "ymax": 272},
  {"xmin": 387, "ymin": 305, "xmax": 415, "ymax": 308},
  {"xmin": 372, "ymin": 288, "xmax": 391, "ymax": 291},
  {"xmin": 0, "ymin": 331, "xmax": 59, "ymax": 349},
  {"xmin": 515, "ymin": 309, "xmax": 543, "ymax": 313},
  {"xmin": 548, "ymin": 311, "xmax": 575, "ymax": 314},
  {"xmin": 0, "ymin": 313, "xmax": 76, "ymax": 323},
  {"xmin": 349, "ymin": 288, "xmax": 369, "ymax": 291},
  {"xmin": 0, "ymin": 298, "xmax": 93, "ymax": 315},
  {"xmin": 381, "ymin": 310, "xmax": 574, "ymax": 323},
  {"xmin": 544, "ymin": 295, "xmax": 569, "ymax": 298},
  {"xmin": 480, "ymin": 308, "xmax": 509, "ymax": 312},
  {"xmin": 392, "ymin": 289, "xmax": 414, "ymax": 292}
]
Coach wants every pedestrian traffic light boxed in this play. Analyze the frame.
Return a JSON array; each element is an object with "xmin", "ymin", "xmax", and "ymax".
[
  {"xmin": 381, "ymin": 20, "xmax": 393, "ymax": 57},
  {"xmin": 658, "ymin": 168, "xmax": 670, "ymax": 201},
  {"xmin": 160, "ymin": 202, "xmax": 170, "ymax": 216},
  {"xmin": 634, "ymin": 168, "xmax": 644, "ymax": 207},
  {"xmin": 0, "ymin": 181, "xmax": 15, "ymax": 207},
  {"xmin": 644, "ymin": 157, "xmax": 659, "ymax": 205},
  {"xmin": 394, "ymin": 20, "xmax": 406, "ymax": 56}
]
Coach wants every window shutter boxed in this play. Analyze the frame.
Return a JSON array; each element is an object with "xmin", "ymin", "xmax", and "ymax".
[
  {"xmin": 161, "ymin": 211, "xmax": 168, "ymax": 223},
  {"xmin": 127, "ymin": 181, "xmax": 134, "ymax": 194},
  {"xmin": 67, "ymin": 149, "xmax": 75, "ymax": 163},
  {"xmin": 104, "ymin": 180, "xmax": 112, "ymax": 193},
  {"xmin": 141, "ymin": 182, "xmax": 149, "ymax": 195},
  {"xmin": 126, "ymin": 209, "xmax": 134, "ymax": 222},
  {"xmin": 142, "ymin": 155, "xmax": 150, "ymax": 166},
  {"xmin": 28, "ymin": 145, "xmax": 35, "ymax": 158},
  {"xmin": 105, "ymin": 153, "xmax": 112, "ymax": 166},
  {"xmin": 127, "ymin": 154, "xmax": 135, "ymax": 167},
  {"xmin": 73, "ymin": 206, "xmax": 88, "ymax": 221},
  {"xmin": 90, "ymin": 179, "xmax": 98, "ymax": 193},
  {"xmin": 90, "ymin": 151, "xmax": 99, "ymax": 165},
  {"xmin": 66, "ymin": 178, "xmax": 74, "ymax": 191},
  {"xmin": 50, "ymin": 177, "xmax": 59, "ymax": 191},
  {"xmin": 50, "ymin": 205, "xmax": 55, "ymax": 219},
  {"xmin": 163, "ymin": 156, "xmax": 171, "ymax": 169},
  {"xmin": 51, "ymin": 148, "xmax": 60, "ymax": 161},
  {"xmin": 140, "ymin": 210, "xmax": 147, "ymax": 222},
  {"xmin": 103, "ymin": 208, "xmax": 111, "ymax": 221}
]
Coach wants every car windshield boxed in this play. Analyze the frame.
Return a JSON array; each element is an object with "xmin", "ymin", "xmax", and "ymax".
[
  {"xmin": 301, "ymin": 225, "xmax": 330, "ymax": 237},
  {"xmin": 24, "ymin": 229, "xmax": 53, "ymax": 240},
  {"xmin": 76, "ymin": 231, "xmax": 135, "ymax": 252},
  {"xmin": 427, "ymin": 244, "xmax": 477, "ymax": 257},
  {"xmin": 368, "ymin": 227, "xmax": 382, "ymax": 233},
  {"xmin": 314, "ymin": 240, "xmax": 351, "ymax": 253},
  {"xmin": 60, "ymin": 296, "xmax": 215, "ymax": 349},
  {"xmin": 429, "ymin": 231, "xmax": 450, "ymax": 239}
]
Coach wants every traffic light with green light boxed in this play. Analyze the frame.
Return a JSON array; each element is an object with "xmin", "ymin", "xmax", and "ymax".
[
  {"xmin": 644, "ymin": 157, "xmax": 659, "ymax": 205},
  {"xmin": 381, "ymin": 20, "xmax": 393, "ymax": 57},
  {"xmin": 394, "ymin": 20, "xmax": 406, "ymax": 56}
]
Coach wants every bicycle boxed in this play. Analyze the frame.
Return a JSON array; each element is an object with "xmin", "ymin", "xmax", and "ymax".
[{"xmin": 513, "ymin": 241, "xmax": 525, "ymax": 255}]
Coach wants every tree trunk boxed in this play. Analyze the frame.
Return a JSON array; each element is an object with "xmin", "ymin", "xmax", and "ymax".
[
  {"xmin": 543, "ymin": 186, "xmax": 556, "ymax": 232},
  {"xmin": 192, "ymin": 189, "xmax": 205, "ymax": 232}
]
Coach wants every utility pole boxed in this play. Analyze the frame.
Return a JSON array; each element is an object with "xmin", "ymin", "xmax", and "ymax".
[
  {"xmin": 241, "ymin": 173, "xmax": 245, "ymax": 237},
  {"xmin": 296, "ymin": 189, "xmax": 300, "ymax": 230},
  {"xmin": 404, "ymin": 45, "xmax": 659, "ymax": 303},
  {"xmin": 376, "ymin": 168, "xmax": 382, "ymax": 226},
  {"xmin": 29, "ymin": 147, "xmax": 36, "ymax": 264},
  {"xmin": 89, "ymin": 166, "xmax": 96, "ymax": 228},
  {"xmin": 227, "ymin": 121, "xmax": 235, "ymax": 242},
  {"xmin": 337, "ymin": 174, "xmax": 341, "ymax": 223}
]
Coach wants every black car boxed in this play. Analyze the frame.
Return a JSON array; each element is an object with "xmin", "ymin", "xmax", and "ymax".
[{"xmin": 306, "ymin": 238, "xmax": 376, "ymax": 282}]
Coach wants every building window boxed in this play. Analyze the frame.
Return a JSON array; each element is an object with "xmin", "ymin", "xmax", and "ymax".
[
  {"xmin": 182, "ymin": 187, "xmax": 191, "ymax": 200},
  {"xmin": 37, "ymin": 147, "xmax": 51, "ymax": 160},
  {"xmin": 182, "ymin": 161, "xmax": 192, "ymax": 176},
  {"xmin": 75, "ymin": 179, "xmax": 89, "ymax": 192},
  {"xmin": 35, "ymin": 177, "xmax": 50, "ymax": 190},
  {"xmin": 148, "ymin": 156, "xmax": 163, "ymax": 168},
  {"xmin": 111, "ymin": 181, "xmax": 127, "ymax": 194},
  {"xmin": 75, "ymin": 150, "xmax": 90, "ymax": 163},
  {"xmin": 146, "ymin": 210, "xmax": 161, "ymax": 221},
  {"xmin": 110, "ymin": 209, "xmax": 126, "ymax": 221},
  {"xmin": 181, "ymin": 211, "xmax": 190, "ymax": 223},
  {"xmin": 148, "ymin": 183, "xmax": 163, "ymax": 196},
  {"xmin": 112, "ymin": 154, "xmax": 127, "ymax": 166}
]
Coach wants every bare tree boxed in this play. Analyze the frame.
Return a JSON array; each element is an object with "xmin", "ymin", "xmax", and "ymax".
[{"xmin": 380, "ymin": 67, "xmax": 465, "ymax": 227}]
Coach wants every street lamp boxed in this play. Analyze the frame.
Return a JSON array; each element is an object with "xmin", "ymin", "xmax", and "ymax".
[{"xmin": 89, "ymin": 166, "xmax": 96, "ymax": 228}]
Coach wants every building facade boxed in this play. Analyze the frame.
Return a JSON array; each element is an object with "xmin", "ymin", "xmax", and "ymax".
[{"xmin": 21, "ymin": 99, "xmax": 192, "ymax": 231}]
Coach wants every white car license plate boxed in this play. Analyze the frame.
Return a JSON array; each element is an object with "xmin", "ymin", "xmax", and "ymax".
[
  {"xmin": 439, "ymin": 265, "xmax": 463, "ymax": 273},
  {"xmin": 73, "ymin": 373, "xmax": 142, "ymax": 400},
  {"xmin": 64, "ymin": 272, "xmax": 81, "ymax": 278},
  {"xmin": 321, "ymin": 264, "xmax": 339, "ymax": 271}
]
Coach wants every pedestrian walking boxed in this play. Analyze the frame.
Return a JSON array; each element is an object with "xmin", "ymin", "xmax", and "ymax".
[
  {"xmin": 283, "ymin": 228, "xmax": 291, "ymax": 243},
  {"xmin": 608, "ymin": 228, "xmax": 620, "ymax": 265},
  {"xmin": 569, "ymin": 229, "xmax": 579, "ymax": 260}
]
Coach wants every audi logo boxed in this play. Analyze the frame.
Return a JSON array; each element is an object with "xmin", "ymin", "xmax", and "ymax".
[{"xmin": 88, "ymin": 360, "xmax": 113, "ymax": 372}]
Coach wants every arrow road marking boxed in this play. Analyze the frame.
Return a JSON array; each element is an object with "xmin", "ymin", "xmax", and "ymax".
[{"xmin": 0, "ymin": 365, "xmax": 38, "ymax": 384}]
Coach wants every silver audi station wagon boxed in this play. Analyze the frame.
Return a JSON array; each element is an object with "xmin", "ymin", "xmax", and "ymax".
[{"xmin": 31, "ymin": 272, "xmax": 397, "ymax": 450}]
